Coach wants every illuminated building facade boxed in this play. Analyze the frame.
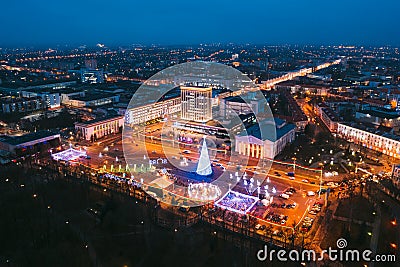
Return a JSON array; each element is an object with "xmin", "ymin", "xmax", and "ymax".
[
  {"xmin": 355, "ymin": 106, "xmax": 400, "ymax": 129},
  {"xmin": 21, "ymin": 90, "xmax": 61, "ymax": 109},
  {"xmin": 314, "ymin": 103, "xmax": 340, "ymax": 133},
  {"xmin": 64, "ymin": 93, "xmax": 120, "ymax": 107},
  {"xmin": 124, "ymin": 87, "xmax": 231, "ymax": 125},
  {"xmin": 125, "ymin": 97, "xmax": 181, "ymax": 125},
  {"xmin": 0, "ymin": 96, "xmax": 43, "ymax": 113},
  {"xmin": 181, "ymin": 86, "xmax": 212, "ymax": 122},
  {"xmin": 219, "ymin": 94, "xmax": 264, "ymax": 117},
  {"xmin": 392, "ymin": 165, "xmax": 400, "ymax": 189},
  {"xmin": 320, "ymin": 107, "xmax": 340, "ymax": 132},
  {"xmin": 337, "ymin": 123, "xmax": 400, "ymax": 158},
  {"xmin": 81, "ymin": 69, "xmax": 104, "ymax": 84},
  {"xmin": 0, "ymin": 130, "xmax": 60, "ymax": 155},
  {"xmin": 235, "ymin": 118, "xmax": 295, "ymax": 159},
  {"xmin": 75, "ymin": 115, "xmax": 124, "ymax": 141}
]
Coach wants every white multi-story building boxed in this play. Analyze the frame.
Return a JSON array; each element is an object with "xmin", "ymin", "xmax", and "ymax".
[
  {"xmin": 392, "ymin": 165, "xmax": 400, "ymax": 190},
  {"xmin": 81, "ymin": 68, "xmax": 104, "ymax": 84},
  {"xmin": 355, "ymin": 107, "xmax": 400, "ymax": 129},
  {"xmin": 20, "ymin": 81, "xmax": 77, "ymax": 91},
  {"xmin": 0, "ymin": 96, "xmax": 44, "ymax": 113},
  {"xmin": 21, "ymin": 90, "xmax": 61, "ymax": 109},
  {"xmin": 60, "ymin": 90, "xmax": 85, "ymax": 104},
  {"xmin": 125, "ymin": 97, "xmax": 181, "ymax": 125},
  {"xmin": 319, "ymin": 107, "xmax": 340, "ymax": 132},
  {"xmin": 337, "ymin": 123, "xmax": 400, "ymax": 158},
  {"xmin": 314, "ymin": 103, "xmax": 340, "ymax": 133},
  {"xmin": 75, "ymin": 115, "xmax": 124, "ymax": 141},
  {"xmin": 181, "ymin": 86, "xmax": 212, "ymax": 122},
  {"xmin": 0, "ymin": 130, "xmax": 60, "ymax": 155},
  {"xmin": 219, "ymin": 93, "xmax": 265, "ymax": 117},
  {"xmin": 235, "ymin": 118, "xmax": 296, "ymax": 159},
  {"xmin": 124, "ymin": 87, "xmax": 231, "ymax": 126},
  {"xmin": 64, "ymin": 93, "xmax": 119, "ymax": 107}
]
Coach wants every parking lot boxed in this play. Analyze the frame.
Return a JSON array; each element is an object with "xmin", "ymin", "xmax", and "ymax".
[{"xmin": 249, "ymin": 181, "xmax": 322, "ymax": 235}]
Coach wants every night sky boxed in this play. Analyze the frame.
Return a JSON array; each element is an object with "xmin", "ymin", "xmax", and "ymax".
[{"xmin": 1, "ymin": 0, "xmax": 399, "ymax": 47}]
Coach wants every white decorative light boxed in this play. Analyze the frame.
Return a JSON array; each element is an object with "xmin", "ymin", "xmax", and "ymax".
[
  {"xmin": 188, "ymin": 183, "xmax": 221, "ymax": 201},
  {"xmin": 214, "ymin": 190, "xmax": 259, "ymax": 215},
  {"xmin": 51, "ymin": 147, "xmax": 86, "ymax": 162}
]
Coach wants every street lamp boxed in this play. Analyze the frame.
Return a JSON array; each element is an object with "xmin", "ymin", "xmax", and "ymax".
[
  {"xmin": 318, "ymin": 162, "xmax": 323, "ymax": 198},
  {"xmin": 292, "ymin": 157, "xmax": 296, "ymax": 175}
]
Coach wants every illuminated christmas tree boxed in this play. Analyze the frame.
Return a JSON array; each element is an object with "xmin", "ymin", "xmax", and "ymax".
[{"xmin": 196, "ymin": 138, "xmax": 213, "ymax": 176}]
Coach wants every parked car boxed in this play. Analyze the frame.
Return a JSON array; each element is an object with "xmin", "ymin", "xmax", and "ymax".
[
  {"xmin": 279, "ymin": 193, "xmax": 290, "ymax": 199},
  {"xmin": 287, "ymin": 172, "xmax": 295, "ymax": 177},
  {"xmin": 255, "ymin": 224, "xmax": 266, "ymax": 230},
  {"xmin": 307, "ymin": 191, "xmax": 315, "ymax": 196}
]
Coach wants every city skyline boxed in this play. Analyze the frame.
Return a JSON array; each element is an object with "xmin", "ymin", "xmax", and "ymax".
[{"xmin": 1, "ymin": 0, "xmax": 400, "ymax": 47}]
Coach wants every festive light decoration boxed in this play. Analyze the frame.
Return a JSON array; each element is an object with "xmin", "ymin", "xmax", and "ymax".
[
  {"xmin": 188, "ymin": 183, "xmax": 221, "ymax": 201},
  {"xmin": 102, "ymin": 173, "xmax": 142, "ymax": 187},
  {"xmin": 51, "ymin": 147, "xmax": 87, "ymax": 161},
  {"xmin": 215, "ymin": 190, "xmax": 259, "ymax": 215},
  {"xmin": 196, "ymin": 138, "xmax": 212, "ymax": 176}
]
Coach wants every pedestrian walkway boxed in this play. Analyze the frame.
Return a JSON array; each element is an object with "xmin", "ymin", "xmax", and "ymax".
[
  {"xmin": 369, "ymin": 203, "xmax": 381, "ymax": 267},
  {"xmin": 331, "ymin": 214, "xmax": 374, "ymax": 227},
  {"xmin": 310, "ymin": 200, "xmax": 339, "ymax": 253}
]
